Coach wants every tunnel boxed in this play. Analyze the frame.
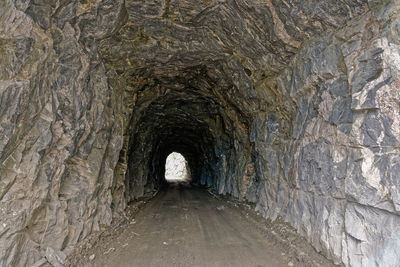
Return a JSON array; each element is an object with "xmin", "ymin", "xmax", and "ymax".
[
  {"xmin": 124, "ymin": 82, "xmax": 255, "ymax": 202},
  {"xmin": 1, "ymin": 0, "xmax": 400, "ymax": 266}
]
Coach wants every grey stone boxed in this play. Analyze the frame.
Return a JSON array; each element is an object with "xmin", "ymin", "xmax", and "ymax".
[
  {"xmin": 31, "ymin": 258, "xmax": 47, "ymax": 267},
  {"xmin": 329, "ymin": 97, "xmax": 353, "ymax": 125},
  {"xmin": 350, "ymin": 48, "xmax": 384, "ymax": 94},
  {"xmin": 25, "ymin": 0, "xmax": 55, "ymax": 30},
  {"xmin": 45, "ymin": 247, "xmax": 66, "ymax": 267},
  {"xmin": 344, "ymin": 203, "xmax": 400, "ymax": 266},
  {"xmin": 328, "ymin": 78, "xmax": 349, "ymax": 97},
  {"xmin": 1, "ymin": 0, "xmax": 400, "ymax": 266}
]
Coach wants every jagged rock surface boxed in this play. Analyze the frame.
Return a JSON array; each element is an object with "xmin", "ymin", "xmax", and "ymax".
[{"xmin": 0, "ymin": 0, "xmax": 399, "ymax": 266}]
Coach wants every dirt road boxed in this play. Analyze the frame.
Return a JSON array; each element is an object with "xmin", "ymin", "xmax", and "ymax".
[{"xmin": 69, "ymin": 183, "xmax": 333, "ymax": 267}]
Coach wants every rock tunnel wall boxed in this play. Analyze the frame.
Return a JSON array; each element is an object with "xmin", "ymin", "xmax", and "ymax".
[
  {"xmin": 0, "ymin": 0, "xmax": 399, "ymax": 266},
  {"xmin": 252, "ymin": 3, "xmax": 400, "ymax": 265}
]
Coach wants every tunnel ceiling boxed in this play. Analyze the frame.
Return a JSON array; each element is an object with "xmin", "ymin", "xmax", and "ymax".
[
  {"xmin": 96, "ymin": 0, "xmax": 368, "ymax": 118},
  {"xmin": 98, "ymin": 0, "xmax": 367, "ymax": 79}
]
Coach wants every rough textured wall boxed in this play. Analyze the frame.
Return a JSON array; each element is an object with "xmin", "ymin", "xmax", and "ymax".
[
  {"xmin": 0, "ymin": 1, "xmax": 129, "ymax": 265},
  {"xmin": 0, "ymin": 0, "xmax": 399, "ymax": 266},
  {"xmin": 252, "ymin": 1, "xmax": 400, "ymax": 265}
]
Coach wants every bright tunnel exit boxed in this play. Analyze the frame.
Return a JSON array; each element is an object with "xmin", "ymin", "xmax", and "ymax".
[{"xmin": 165, "ymin": 152, "xmax": 191, "ymax": 183}]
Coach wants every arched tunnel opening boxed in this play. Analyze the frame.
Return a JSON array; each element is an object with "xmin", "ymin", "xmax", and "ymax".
[
  {"xmin": 1, "ymin": 0, "xmax": 400, "ymax": 266},
  {"xmin": 124, "ymin": 88, "xmax": 253, "ymax": 201},
  {"xmin": 164, "ymin": 152, "xmax": 191, "ymax": 183}
]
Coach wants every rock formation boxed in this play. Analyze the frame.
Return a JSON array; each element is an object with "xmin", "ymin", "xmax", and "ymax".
[{"xmin": 0, "ymin": 0, "xmax": 399, "ymax": 266}]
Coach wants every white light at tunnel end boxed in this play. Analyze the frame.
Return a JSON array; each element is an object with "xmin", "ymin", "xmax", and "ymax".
[{"xmin": 165, "ymin": 152, "xmax": 191, "ymax": 183}]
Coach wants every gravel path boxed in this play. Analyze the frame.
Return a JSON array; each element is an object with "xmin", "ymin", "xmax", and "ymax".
[{"xmin": 68, "ymin": 183, "xmax": 335, "ymax": 267}]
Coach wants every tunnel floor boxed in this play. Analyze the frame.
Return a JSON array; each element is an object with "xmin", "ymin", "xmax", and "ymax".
[{"xmin": 67, "ymin": 184, "xmax": 335, "ymax": 267}]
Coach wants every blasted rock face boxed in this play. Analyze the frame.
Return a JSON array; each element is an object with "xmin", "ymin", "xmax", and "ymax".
[{"xmin": 1, "ymin": 0, "xmax": 400, "ymax": 266}]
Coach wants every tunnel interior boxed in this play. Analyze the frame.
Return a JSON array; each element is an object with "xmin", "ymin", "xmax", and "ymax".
[
  {"xmin": 123, "ymin": 81, "xmax": 254, "ymax": 202},
  {"xmin": 1, "ymin": 0, "xmax": 400, "ymax": 266}
]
